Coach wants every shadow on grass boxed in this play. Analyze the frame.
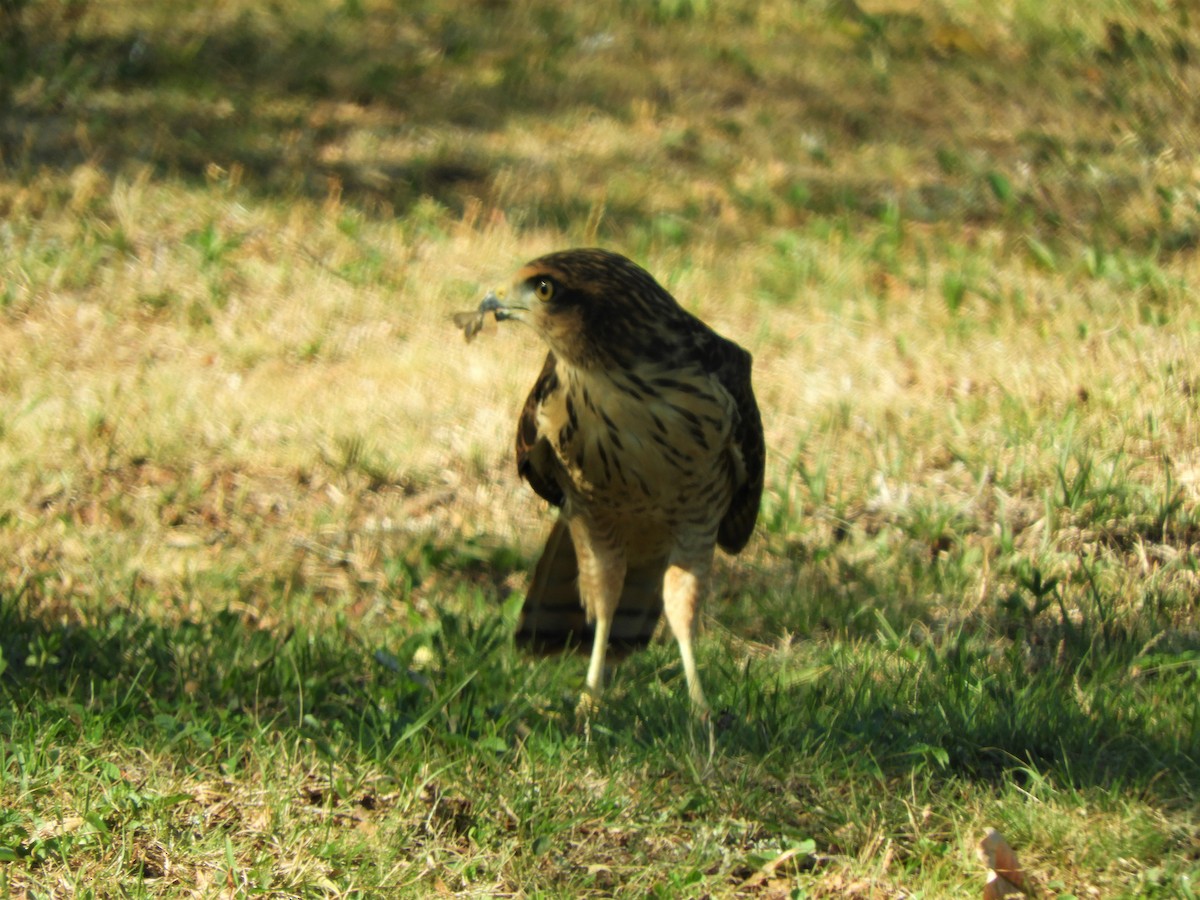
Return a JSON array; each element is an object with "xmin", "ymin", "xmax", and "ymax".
[
  {"xmin": 2, "ymin": 567, "xmax": 1196, "ymax": 806},
  {"xmin": 630, "ymin": 545, "xmax": 1200, "ymax": 800},
  {"xmin": 1, "ymin": 3, "xmax": 671, "ymax": 220},
  {"xmin": 0, "ymin": 582, "xmax": 524, "ymax": 761},
  {"xmin": 4, "ymin": 0, "xmax": 1188, "ymax": 242}
]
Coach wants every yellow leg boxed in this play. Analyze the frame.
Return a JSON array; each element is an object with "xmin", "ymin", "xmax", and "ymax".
[
  {"xmin": 662, "ymin": 562, "xmax": 710, "ymax": 714},
  {"xmin": 583, "ymin": 613, "xmax": 611, "ymax": 700},
  {"xmin": 570, "ymin": 520, "xmax": 625, "ymax": 713}
]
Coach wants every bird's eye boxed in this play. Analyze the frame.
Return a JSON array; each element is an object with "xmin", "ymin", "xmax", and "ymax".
[{"xmin": 533, "ymin": 279, "xmax": 555, "ymax": 302}]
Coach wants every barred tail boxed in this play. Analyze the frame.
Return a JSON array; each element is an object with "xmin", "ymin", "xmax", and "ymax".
[{"xmin": 517, "ymin": 516, "xmax": 665, "ymax": 652}]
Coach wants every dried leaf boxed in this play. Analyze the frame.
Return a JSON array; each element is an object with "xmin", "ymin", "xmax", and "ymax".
[
  {"xmin": 978, "ymin": 828, "xmax": 1031, "ymax": 898},
  {"xmin": 34, "ymin": 815, "xmax": 85, "ymax": 841},
  {"xmin": 738, "ymin": 840, "xmax": 817, "ymax": 890}
]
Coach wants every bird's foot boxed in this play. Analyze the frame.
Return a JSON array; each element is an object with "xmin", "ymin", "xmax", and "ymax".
[
  {"xmin": 574, "ymin": 690, "xmax": 602, "ymax": 742},
  {"xmin": 575, "ymin": 689, "xmax": 601, "ymax": 720}
]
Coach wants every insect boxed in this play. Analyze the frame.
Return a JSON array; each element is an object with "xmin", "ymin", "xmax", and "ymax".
[
  {"xmin": 452, "ymin": 308, "xmax": 490, "ymax": 342},
  {"xmin": 453, "ymin": 290, "xmax": 516, "ymax": 342}
]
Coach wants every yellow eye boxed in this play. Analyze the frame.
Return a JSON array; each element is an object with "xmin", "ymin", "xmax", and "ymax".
[{"xmin": 533, "ymin": 279, "xmax": 554, "ymax": 302}]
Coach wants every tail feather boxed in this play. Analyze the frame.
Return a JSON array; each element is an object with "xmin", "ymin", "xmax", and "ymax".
[{"xmin": 516, "ymin": 517, "xmax": 665, "ymax": 652}]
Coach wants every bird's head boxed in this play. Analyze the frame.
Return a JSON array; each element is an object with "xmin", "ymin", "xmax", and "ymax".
[{"xmin": 476, "ymin": 248, "xmax": 689, "ymax": 368}]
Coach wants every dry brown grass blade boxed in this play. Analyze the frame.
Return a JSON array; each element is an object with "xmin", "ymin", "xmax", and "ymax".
[{"xmin": 738, "ymin": 845, "xmax": 808, "ymax": 891}]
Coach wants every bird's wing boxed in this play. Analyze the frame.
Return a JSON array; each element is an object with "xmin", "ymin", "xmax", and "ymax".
[
  {"xmin": 516, "ymin": 351, "xmax": 565, "ymax": 507},
  {"xmin": 709, "ymin": 336, "xmax": 765, "ymax": 554}
]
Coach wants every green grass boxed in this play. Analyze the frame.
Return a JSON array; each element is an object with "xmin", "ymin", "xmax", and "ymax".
[
  {"xmin": 2, "ymin": 0, "xmax": 1200, "ymax": 896},
  {"xmin": 3, "ymin": 581, "xmax": 1197, "ymax": 896}
]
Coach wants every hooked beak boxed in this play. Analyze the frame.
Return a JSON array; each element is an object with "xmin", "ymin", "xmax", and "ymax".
[{"xmin": 479, "ymin": 290, "xmax": 518, "ymax": 321}]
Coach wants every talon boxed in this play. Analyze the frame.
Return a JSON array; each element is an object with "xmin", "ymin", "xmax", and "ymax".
[{"xmin": 575, "ymin": 690, "xmax": 601, "ymax": 719}]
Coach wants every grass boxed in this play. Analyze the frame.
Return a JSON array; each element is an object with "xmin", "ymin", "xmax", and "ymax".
[{"xmin": 2, "ymin": 0, "xmax": 1199, "ymax": 896}]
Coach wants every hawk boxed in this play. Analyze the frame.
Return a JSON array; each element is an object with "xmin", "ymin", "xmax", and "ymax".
[{"xmin": 471, "ymin": 248, "xmax": 764, "ymax": 712}]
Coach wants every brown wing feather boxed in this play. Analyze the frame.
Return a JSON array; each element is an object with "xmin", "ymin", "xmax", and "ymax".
[
  {"xmin": 515, "ymin": 351, "xmax": 564, "ymax": 508},
  {"xmin": 709, "ymin": 336, "xmax": 765, "ymax": 554}
]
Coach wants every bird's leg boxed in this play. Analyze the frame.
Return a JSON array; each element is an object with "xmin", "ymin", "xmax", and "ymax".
[
  {"xmin": 570, "ymin": 522, "xmax": 625, "ymax": 713},
  {"xmin": 662, "ymin": 557, "xmax": 713, "ymax": 714},
  {"xmin": 581, "ymin": 615, "xmax": 611, "ymax": 711}
]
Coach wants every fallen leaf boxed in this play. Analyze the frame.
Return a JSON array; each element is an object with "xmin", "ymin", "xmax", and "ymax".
[
  {"xmin": 978, "ymin": 828, "xmax": 1031, "ymax": 898},
  {"xmin": 34, "ymin": 816, "xmax": 85, "ymax": 841},
  {"xmin": 739, "ymin": 841, "xmax": 816, "ymax": 890}
]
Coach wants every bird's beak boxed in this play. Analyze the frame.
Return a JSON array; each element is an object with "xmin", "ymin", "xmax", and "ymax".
[
  {"xmin": 479, "ymin": 289, "xmax": 525, "ymax": 322},
  {"xmin": 479, "ymin": 290, "xmax": 514, "ymax": 321}
]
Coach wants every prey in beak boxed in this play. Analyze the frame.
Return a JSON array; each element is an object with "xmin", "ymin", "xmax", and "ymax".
[{"xmin": 452, "ymin": 290, "xmax": 522, "ymax": 342}]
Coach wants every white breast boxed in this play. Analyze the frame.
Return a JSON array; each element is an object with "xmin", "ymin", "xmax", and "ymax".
[{"xmin": 544, "ymin": 362, "xmax": 736, "ymax": 507}]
